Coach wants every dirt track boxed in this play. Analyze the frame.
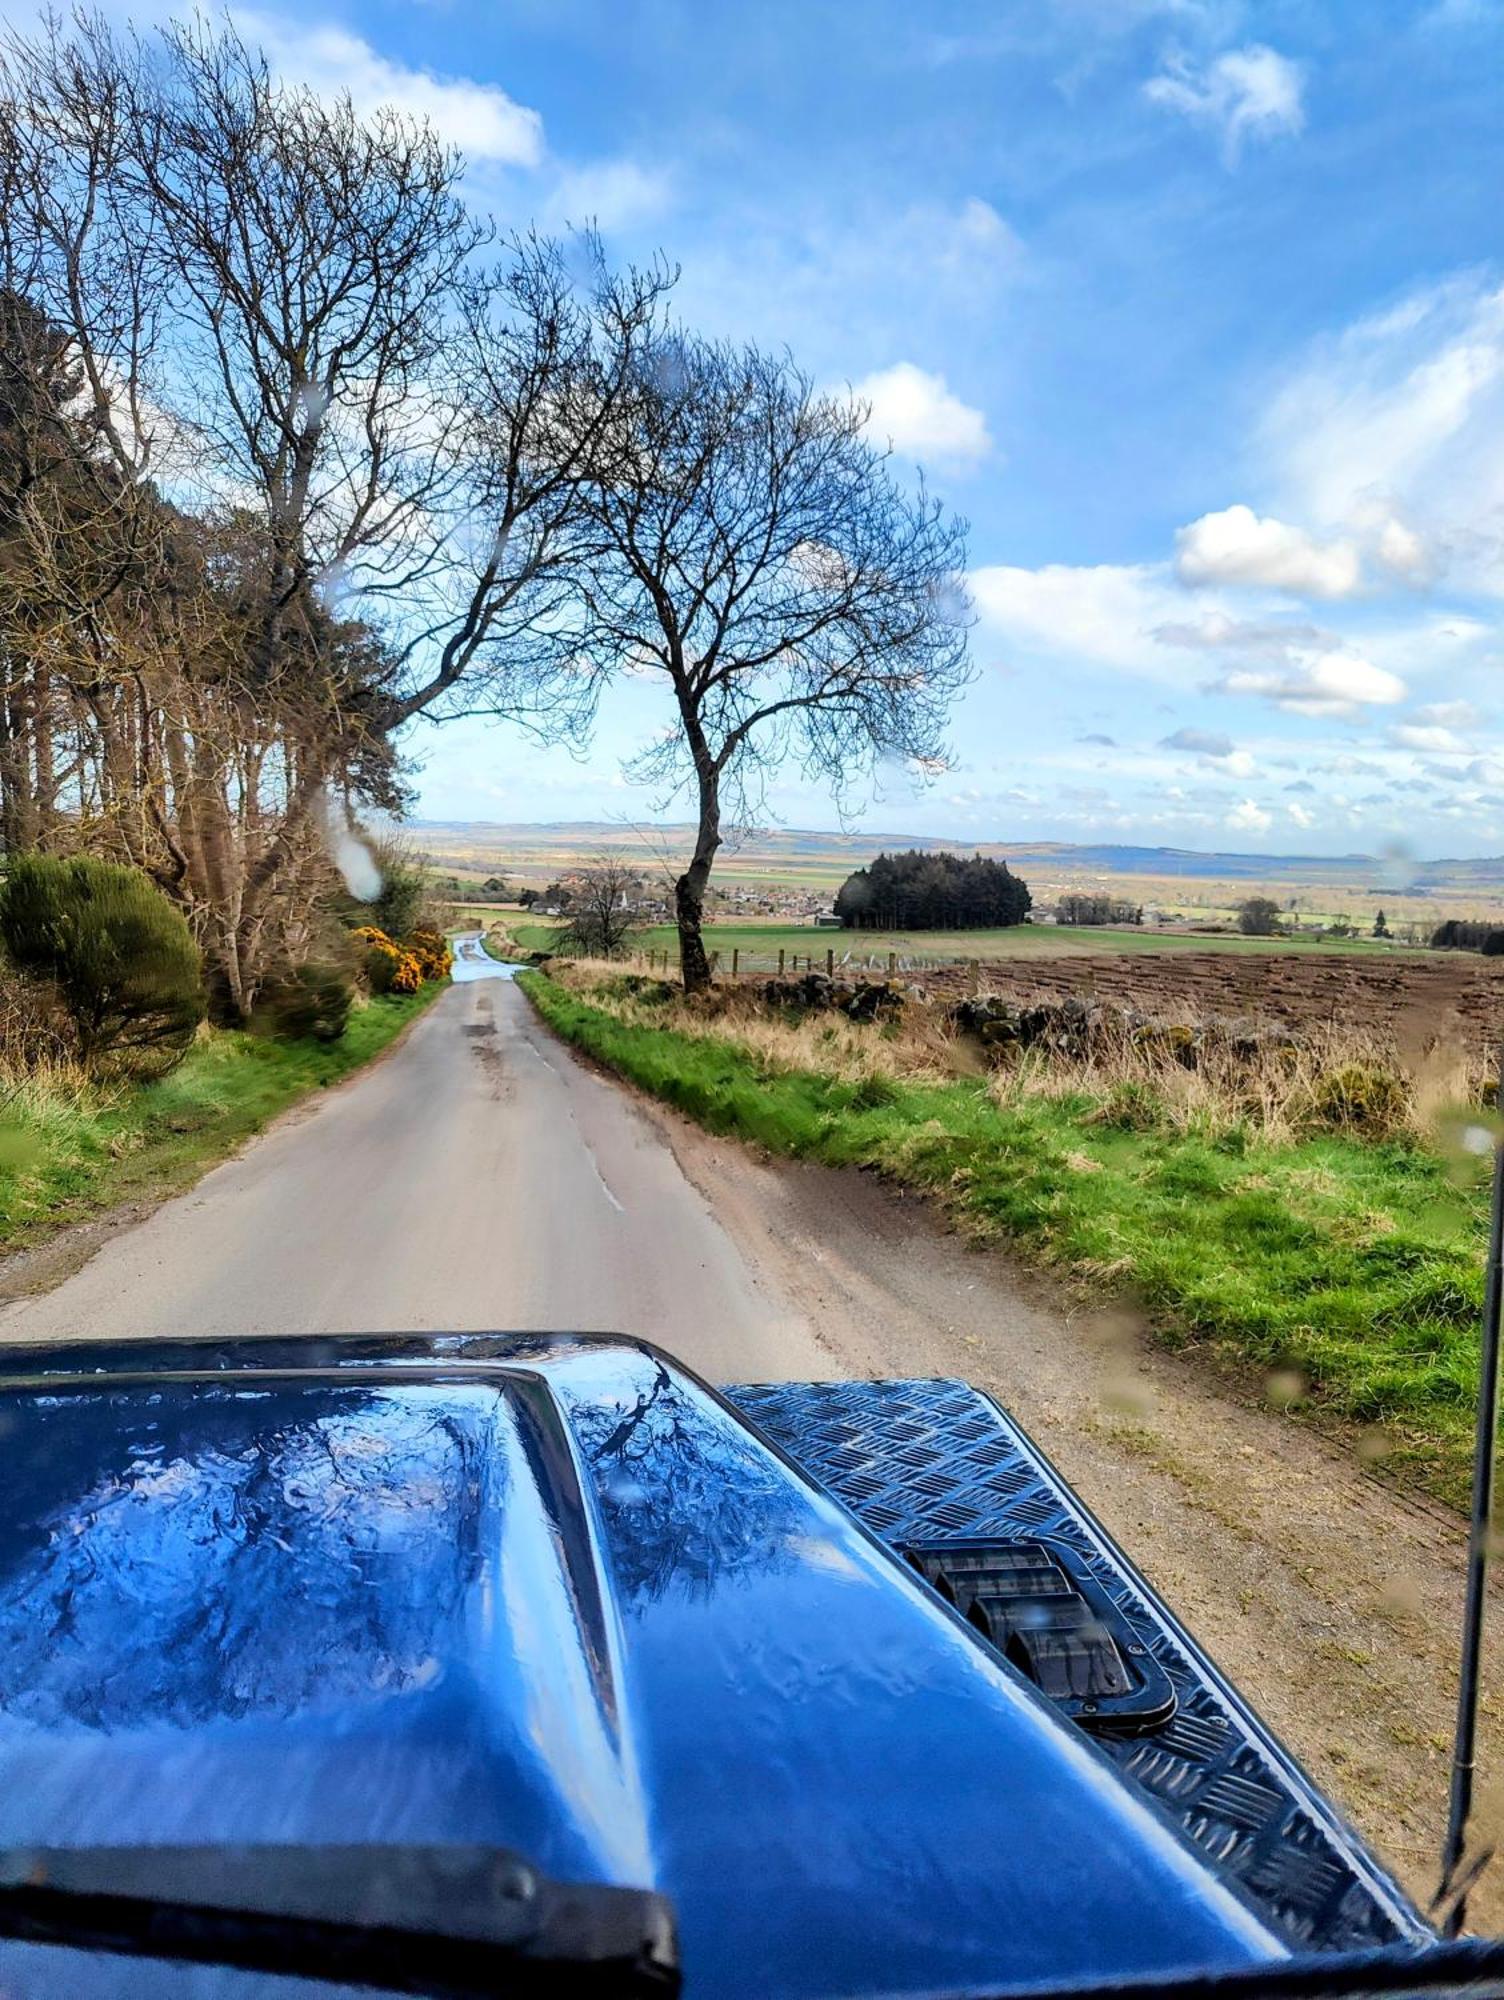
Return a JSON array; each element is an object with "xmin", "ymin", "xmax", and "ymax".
[{"xmin": 0, "ymin": 971, "xmax": 1495, "ymax": 1922}]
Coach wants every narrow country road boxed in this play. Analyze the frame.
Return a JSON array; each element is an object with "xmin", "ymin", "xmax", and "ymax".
[
  {"xmin": 0, "ymin": 953, "xmax": 1494, "ymax": 1922},
  {"xmin": 0, "ymin": 964, "xmax": 833, "ymax": 1377}
]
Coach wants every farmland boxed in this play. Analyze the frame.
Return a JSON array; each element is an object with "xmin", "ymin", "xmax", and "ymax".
[
  {"xmin": 486, "ymin": 914, "xmax": 1436, "ymax": 971},
  {"xmin": 417, "ymin": 818, "xmax": 1504, "ymax": 938},
  {"xmin": 485, "ymin": 912, "xmax": 1504, "ymax": 1056}
]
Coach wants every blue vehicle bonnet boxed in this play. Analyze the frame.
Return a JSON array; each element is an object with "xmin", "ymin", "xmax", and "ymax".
[{"xmin": 0, "ymin": 1332, "xmax": 1388, "ymax": 1995}]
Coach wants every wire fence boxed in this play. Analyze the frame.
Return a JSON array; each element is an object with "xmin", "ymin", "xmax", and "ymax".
[{"xmin": 633, "ymin": 943, "xmax": 981, "ymax": 980}]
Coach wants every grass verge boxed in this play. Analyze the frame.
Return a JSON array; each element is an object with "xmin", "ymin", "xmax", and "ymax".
[
  {"xmin": 0, "ymin": 985, "xmax": 441, "ymax": 1257},
  {"xmin": 521, "ymin": 968, "xmax": 1490, "ymax": 1506}
]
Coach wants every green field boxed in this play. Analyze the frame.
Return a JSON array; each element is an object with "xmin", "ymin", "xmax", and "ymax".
[
  {"xmin": 418, "ymin": 819, "xmax": 1504, "ymax": 939},
  {"xmin": 522, "ymin": 967, "xmax": 1488, "ymax": 1506},
  {"xmin": 481, "ymin": 915, "xmax": 1433, "ymax": 971}
]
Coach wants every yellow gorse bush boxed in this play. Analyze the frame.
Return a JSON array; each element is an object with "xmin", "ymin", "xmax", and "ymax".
[
  {"xmin": 407, "ymin": 926, "xmax": 454, "ymax": 982},
  {"xmin": 352, "ymin": 923, "xmax": 447, "ymax": 993}
]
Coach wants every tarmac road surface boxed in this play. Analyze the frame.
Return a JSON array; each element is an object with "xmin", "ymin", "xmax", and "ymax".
[{"xmin": 0, "ymin": 973, "xmax": 833, "ymax": 1373}]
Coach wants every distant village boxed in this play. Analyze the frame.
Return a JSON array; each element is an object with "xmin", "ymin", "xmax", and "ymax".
[{"xmin": 437, "ymin": 862, "xmax": 1443, "ymax": 945}]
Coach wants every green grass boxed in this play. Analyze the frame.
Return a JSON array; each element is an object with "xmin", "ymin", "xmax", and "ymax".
[
  {"xmin": 0, "ymin": 986, "xmax": 441, "ymax": 1255},
  {"xmin": 508, "ymin": 918, "xmax": 1431, "ymax": 969},
  {"xmin": 479, "ymin": 929, "xmax": 528, "ymax": 963},
  {"xmin": 521, "ymin": 970, "xmax": 1489, "ymax": 1505}
]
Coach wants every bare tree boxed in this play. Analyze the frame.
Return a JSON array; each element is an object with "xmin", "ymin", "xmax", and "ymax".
[
  {"xmin": 0, "ymin": 11, "xmax": 474, "ymax": 1008},
  {"xmin": 556, "ymin": 857, "xmax": 645, "ymax": 959},
  {"xmin": 378, "ymin": 236, "xmax": 673, "ymax": 735},
  {"xmin": 573, "ymin": 338, "xmax": 973, "ymax": 990},
  {"xmin": 0, "ymin": 12, "xmax": 667, "ymax": 1014},
  {"xmin": 0, "ymin": 11, "xmax": 971, "ymax": 1013}
]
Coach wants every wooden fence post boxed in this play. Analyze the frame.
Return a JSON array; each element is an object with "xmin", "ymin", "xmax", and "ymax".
[
  {"xmin": 778, "ymin": 948, "xmax": 786, "ymax": 976},
  {"xmin": 733, "ymin": 948, "xmax": 739, "ymax": 977},
  {"xmin": 710, "ymin": 950, "xmax": 720, "ymax": 978},
  {"xmin": 826, "ymin": 948, "xmax": 834, "ymax": 978},
  {"xmin": 888, "ymin": 951, "xmax": 896, "ymax": 976}
]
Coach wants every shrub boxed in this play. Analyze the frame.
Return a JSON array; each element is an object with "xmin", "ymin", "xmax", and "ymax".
[
  {"xmin": 1299, "ymin": 1061, "xmax": 1412, "ymax": 1140},
  {"xmin": 354, "ymin": 925, "xmax": 408, "ymax": 995},
  {"xmin": 354, "ymin": 921, "xmax": 444, "ymax": 992},
  {"xmin": 408, "ymin": 925, "xmax": 453, "ymax": 981},
  {"xmin": 0, "ymin": 854, "xmax": 204, "ymax": 1079},
  {"xmin": 0, "ymin": 958, "xmax": 74, "ymax": 1070},
  {"xmin": 1237, "ymin": 897, "xmax": 1282, "ymax": 937},
  {"xmin": 362, "ymin": 945, "xmax": 400, "ymax": 995},
  {"xmin": 1088, "ymin": 1079, "xmax": 1166, "ymax": 1132},
  {"xmin": 254, "ymin": 963, "xmax": 355, "ymax": 1042},
  {"xmin": 847, "ymin": 1071, "xmax": 900, "ymax": 1111},
  {"xmin": 366, "ymin": 840, "xmax": 428, "ymax": 940}
]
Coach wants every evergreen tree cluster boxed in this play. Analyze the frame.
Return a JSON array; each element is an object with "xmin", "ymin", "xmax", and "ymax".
[
  {"xmin": 834, "ymin": 850, "xmax": 1032, "ymax": 930},
  {"xmin": 1431, "ymin": 918, "xmax": 1504, "ymax": 954}
]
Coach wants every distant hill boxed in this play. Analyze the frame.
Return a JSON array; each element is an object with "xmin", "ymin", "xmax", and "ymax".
[{"xmin": 411, "ymin": 819, "xmax": 1504, "ymax": 895}]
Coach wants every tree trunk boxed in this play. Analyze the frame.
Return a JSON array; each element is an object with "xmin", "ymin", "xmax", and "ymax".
[
  {"xmin": 674, "ymin": 763, "xmax": 720, "ymax": 994},
  {"xmin": 0, "ymin": 678, "xmax": 37, "ymax": 855},
  {"xmin": 30, "ymin": 660, "xmax": 55, "ymax": 844}
]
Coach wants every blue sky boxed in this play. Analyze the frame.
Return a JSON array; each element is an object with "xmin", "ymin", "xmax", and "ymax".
[{"xmin": 246, "ymin": 2, "xmax": 1504, "ymax": 854}]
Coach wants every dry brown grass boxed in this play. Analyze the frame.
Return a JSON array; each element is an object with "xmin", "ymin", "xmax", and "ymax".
[
  {"xmin": 988, "ymin": 1016, "xmax": 1487, "ymax": 1148},
  {"xmin": 557, "ymin": 957, "xmax": 1489, "ymax": 1152},
  {"xmin": 553, "ymin": 957, "xmax": 966, "ymax": 1088}
]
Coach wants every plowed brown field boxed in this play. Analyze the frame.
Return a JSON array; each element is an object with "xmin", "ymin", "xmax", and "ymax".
[{"xmin": 921, "ymin": 949, "xmax": 1504, "ymax": 1051}]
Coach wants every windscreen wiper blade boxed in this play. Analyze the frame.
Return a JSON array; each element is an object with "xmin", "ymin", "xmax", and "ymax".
[{"xmin": 0, "ymin": 1843, "xmax": 679, "ymax": 1996}]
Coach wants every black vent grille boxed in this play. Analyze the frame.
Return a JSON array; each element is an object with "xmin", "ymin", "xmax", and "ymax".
[{"xmin": 904, "ymin": 1535, "xmax": 1177, "ymax": 1734}]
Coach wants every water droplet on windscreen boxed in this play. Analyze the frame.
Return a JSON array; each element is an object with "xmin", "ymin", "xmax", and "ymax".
[{"xmin": 1264, "ymin": 1369, "xmax": 1306, "ymax": 1410}]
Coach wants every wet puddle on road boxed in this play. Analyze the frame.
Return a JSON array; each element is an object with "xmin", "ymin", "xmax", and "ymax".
[{"xmin": 450, "ymin": 933, "xmax": 525, "ymax": 982}]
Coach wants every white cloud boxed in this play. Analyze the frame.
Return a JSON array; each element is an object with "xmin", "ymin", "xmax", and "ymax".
[
  {"xmin": 235, "ymin": 9, "xmax": 544, "ymax": 163},
  {"xmin": 542, "ymin": 159, "xmax": 674, "ymax": 232},
  {"xmin": 1262, "ymin": 274, "xmax": 1504, "ymax": 593},
  {"xmin": 675, "ymin": 194, "xmax": 1024, "ymax": 385},
  {"xmin": 1421, "ymin": 0, "xmax": 1501, "ymax": 24},
  {"xmin": 969, "ymin": 558, "xmax": 1405, "ymax": 706},
  {"xmin": 1156, "ymin": 726, "xmax": 1257, "ymax": 777},
  {"xmin": 1389, "ymin": 722, "xmax": 1467, "ymax": 752},
  {"xmin": 1144, "ymin": 44, "xmax": 1305, "ymax": 161},
  {"xmin": 1162, "ymin": 726, "xmax": 1234, "ymax": 757},
  {"xmin": 1374, "ymin": 514, "xmax": 1431, "ymax": 582},
  {"xmin": 1226, "ymin": 798, "xmax": 1273, "ymax": 834},
  {"xmin": 1287, "ymin": 802, "xmax": 1315, "ymax": 828},
  {"xmin": 949, "ymin": 198, "xmax": 1021, "ymax": 259},
  {"xmin": 1415, "ymin": 699, "xmax": 1483, "ymax": 729},
  {"xmin": 1152, "ymin": 610, "xmax": 1336, "ymax": 653},
  {"xmin": 852, "ymin": 362, "xmax": 992, "ymax": 468},
  {"xmin": 1174, "ymin": 504, "xmax": 1362, "ymax": 598},
  {"xmin": 1359, "ymin": 611, "xmax": 1497, "ymax": 686},
  {"xmin": 1217, "ymin": 650, "xmax": 1407, "ymax": 717},
  {"xmin": 970, "ymin": 561, "xmax": 1200, "ymax": 677}
]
